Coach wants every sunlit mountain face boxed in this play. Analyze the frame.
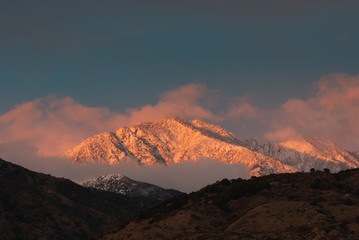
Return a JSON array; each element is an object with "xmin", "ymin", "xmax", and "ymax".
[{"xmin": 66, "ymin": 118, "xmax": 359, "ymax": 176}]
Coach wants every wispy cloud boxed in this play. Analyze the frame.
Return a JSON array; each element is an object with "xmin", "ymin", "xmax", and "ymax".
[
  {"xmin": 266, "ymin": 73, "xmax": 359, "ymax": 150},
  {"xmin": 0, "ymin": 95, "xmax": 124, "ymax": 156},
  {"xmin": 127, "ymin": 83, "xmax": 220, "ymax": 124},
  {"xmin": 338, "ymin": 34, "xmax": 350, "ymax": 43}
]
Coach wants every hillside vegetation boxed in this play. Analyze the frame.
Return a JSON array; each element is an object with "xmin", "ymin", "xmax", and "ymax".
[{"xmin": 101, "ymin": 168, "xmax": 359, "ymax": 240}]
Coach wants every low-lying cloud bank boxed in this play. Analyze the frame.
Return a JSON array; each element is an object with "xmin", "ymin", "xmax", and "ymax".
[
  {"xmin": 0, "ymin": 141, "xmax": 249, "ymax": 193},
  {"xmin": 115, "ymin": 158, "xmax": 249, "ymax": 193},
  {"xmin": 1, "ymin": 73, "xmax": 359, "ymax": 179}
]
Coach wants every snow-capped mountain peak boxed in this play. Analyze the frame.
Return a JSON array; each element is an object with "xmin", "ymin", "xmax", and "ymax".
[
  {"xmin": 78, "ymin": 174, "xmax": 126, "ymax": 184},
  {"xmin": 66, "ymin": 118, "xmax": 298, "ymax": 176},
  {"xmin": 66, "ymin": 118, "xmax": 359, "ymax": 176}
]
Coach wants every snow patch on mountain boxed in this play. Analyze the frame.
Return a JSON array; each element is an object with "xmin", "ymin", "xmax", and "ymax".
[
  {"xmin": 241, "ymin": 136, "xmax": 359, "ymax": 173},
  {"xmin": 77, "ymin": 174, "xmax": 182, "ymax": 201}
]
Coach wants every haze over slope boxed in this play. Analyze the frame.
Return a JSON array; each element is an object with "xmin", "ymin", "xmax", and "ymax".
[{"xmin": 66, "ymin": 118, "xmax": 359, "ymax": 176}]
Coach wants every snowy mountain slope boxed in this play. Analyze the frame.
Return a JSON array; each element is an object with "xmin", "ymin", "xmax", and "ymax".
[
  {"xmin": 77, "ymin": 174, "xmax": 182, "ymax": 201},
  {"xmin": 66, "ymin": 118, "xmax": 359, "ymax": 176},
  {"xmin": 242, "ymin": 136, "xmax": 359, "ymax": 172},
  {"xmin": 66, "ymin": 118, "xmax": 298, "ymax": 176}
]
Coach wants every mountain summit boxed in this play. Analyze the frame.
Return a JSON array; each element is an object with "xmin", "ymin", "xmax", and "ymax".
[{"xmin": 65, "ymin": 118, "xmax": 359, "ymax": 176}]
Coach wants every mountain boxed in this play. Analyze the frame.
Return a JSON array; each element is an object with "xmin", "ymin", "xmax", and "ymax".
[
  {"xmin": 100, "ymin": 169, "xmax": 359, "ymax": 240},
  {"xmin": 66, "ymin": 118, "xmax": 298, "ymax": 176},
  {"xmin": 78, "ymin": 174, "xmax": 182, "ymax": 201},
  {"xmin": 66, "ymin": 118, "xmax": 359, "ymax": 176},
  {"xmin": 242, "ymin": 136, "xmax": 359, "ymax": 172},
  {"xmin": 0, "ymin": 158, "xmax": 163, "ymax": 240}
]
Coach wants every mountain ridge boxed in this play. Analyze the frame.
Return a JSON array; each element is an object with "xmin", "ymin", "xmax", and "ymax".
[
  {"xmin": 66, "ymin": 118, "xmax": 359, "ymax": 176},
  {"xmin": 242, "ymin": 136, "xmax": 359, "ymax": 172}
]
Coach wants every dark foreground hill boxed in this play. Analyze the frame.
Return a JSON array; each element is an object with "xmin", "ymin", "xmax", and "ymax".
[
  {"xmin": 101, "ymin": 168, "xmax": 359, "ymax": 240},
  {"xmin": 0, "ymin": 158, "xmax": 165, "ymax": 240}
]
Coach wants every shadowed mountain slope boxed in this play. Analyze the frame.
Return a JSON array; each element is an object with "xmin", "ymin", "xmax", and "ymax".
[{"xmin": 0, "ymin": 158, "xmax": 165, "ymax": 240}]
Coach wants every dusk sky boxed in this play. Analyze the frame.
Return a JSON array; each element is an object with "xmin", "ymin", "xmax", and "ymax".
[{"xmin": 1, "ymin": 0, "xmax": 359, "ymax": 168}]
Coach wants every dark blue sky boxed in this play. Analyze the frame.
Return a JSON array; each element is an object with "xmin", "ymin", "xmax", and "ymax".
[{"xmin": 1, "ymin": 0, "xmax": 358, "ymax": 113}]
